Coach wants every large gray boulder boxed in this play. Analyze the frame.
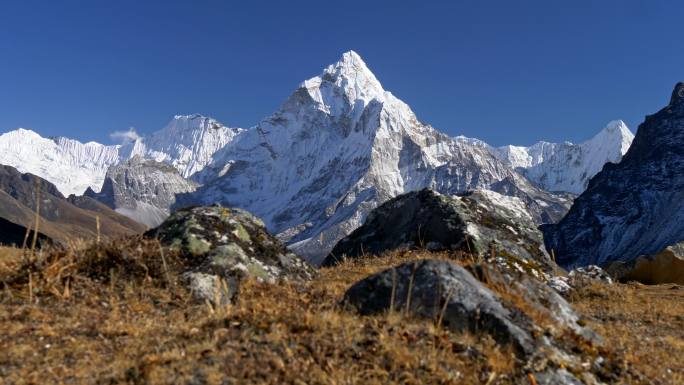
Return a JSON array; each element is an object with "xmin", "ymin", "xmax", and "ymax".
[
  {"xmin": 344, "ymin": 259, "xmax": 536, "ymax": 356},
  {"xmin": 323, "ymin": 189, "xmax": 554, "ymax": 271},
  {"xmin": 145, "ymin": 205, "xmax": 316, "ymax": 303},
  {"xmin": 344, "ymin": 260, "xmax": 612, "ymax": 384}
]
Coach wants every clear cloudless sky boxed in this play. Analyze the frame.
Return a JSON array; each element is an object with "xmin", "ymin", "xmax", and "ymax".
[{"xmin": 1, "ymin": 0, "xmax": 683, "ymax": 146}]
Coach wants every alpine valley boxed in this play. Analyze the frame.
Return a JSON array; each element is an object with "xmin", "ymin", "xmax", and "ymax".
[{"xmin": 0, "ymin": 51, "xmax": 634, "ymax": 264}]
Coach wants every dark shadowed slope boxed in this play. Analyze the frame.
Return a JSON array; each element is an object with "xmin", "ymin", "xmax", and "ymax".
[
  {"xmin": 543, "ymin": 83, "xmax": 684, "ymax": 269},
  {"xmin": 0, "ymin": 165, "xmax": 146, "ymax": 243}
]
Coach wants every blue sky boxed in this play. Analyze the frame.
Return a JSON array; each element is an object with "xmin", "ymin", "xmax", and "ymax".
[{"xmin": 0, "ymin": 1, "xmax": 682, "ymax": 146}]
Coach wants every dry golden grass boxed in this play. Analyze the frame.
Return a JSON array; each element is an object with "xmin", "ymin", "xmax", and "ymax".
[
  {"xmin": 0, "ymin": 241, "xmax": 669, "ymax": 385},
  {"xmin": 0, "ymin": 244, "xmax": 523, "ymax": 384},
  {"xmin": 572, "ymin": 282, "xmax": 684, "ymax": 385}
]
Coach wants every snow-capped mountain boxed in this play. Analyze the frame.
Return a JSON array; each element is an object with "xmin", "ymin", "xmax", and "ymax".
[
  {"xmin": 0, "ymin": 51, "xmax": 634, "ymax": 264},
  {"xmin": 0, "ymin": 129, "xmax": 120, "ymax": 196},
  {"xmin": 121, "ymin": 114, "xmax": 243, "ymax": 179},
  {"xmin": 0, "ymin": 115, "xmax": 240, "ymax": 196},
  {"xmin": 494, "ymin": 120, "xmax": 634, "ymax": 194},
  {"xmin": 181, "ymin": 51, "xmax": 571, "ymax": 263}
]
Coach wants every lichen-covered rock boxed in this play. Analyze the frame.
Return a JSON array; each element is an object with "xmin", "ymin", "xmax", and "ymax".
[
  {"xmin": 344, "ymin": 260, "xmax": 611, "ymax": 384},
  {"xmin": 607, "ymin": 241, "xmax": 684, "ymax": 285},
  {"xmin": 145, "ymin": 205, "xmax": 316, "ymax": 303},
  {"xmin": 323, "ymin": 189, "xmax": 554, "ymax": 272}
]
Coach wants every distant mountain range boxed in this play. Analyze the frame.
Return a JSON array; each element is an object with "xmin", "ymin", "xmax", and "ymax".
[{"xmin": 0, "ymin": 51, "xmax": 634, "ymax": 262}]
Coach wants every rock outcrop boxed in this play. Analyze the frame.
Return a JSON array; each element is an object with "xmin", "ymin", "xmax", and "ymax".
[
  {"xmin": 543, "ymin": 83, "xmax": 684, "ymax": 269},
  {"xmin": 344, "ymin": 259, "xmax": 610, "ymax": 384},
  {"xmin": 323, "ymin": 189, "xmax": 553, "ymax": 272},
  {"xmin": 145, "ymin": 206, "xmax": 316, "ymax": 304},
  {"xmin": 547, "ymin": 265, "xmax": 613, "ymax": 296},
  {"xmin": 607, "ymin": 242, "xmax": 684, "ymax": 285},
  {"xmin": 87, "ymin": 157, "xmax": 197, "ymax": 227}
]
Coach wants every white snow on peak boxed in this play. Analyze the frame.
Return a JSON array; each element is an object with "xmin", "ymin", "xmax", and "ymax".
[
  {"xmin": 0, "ymin": 51, "xmax": 638, "ymax": 260},
  {"xmin": 302, "ymin": 51, "xmax": 388, "ymax": 120},
  {"xmin": 0, "ymin": 114, "xmax": 242, "ymax": 196},
  {"xmin": 123, "ymin": 114, "xmax": 244, "ymax": 178},
  {"xmin": 191, "ymin": 50, "xmax": 551, "ymax": 263},
  {"xmin": 0, "ymin": 128, "xmax": 121, "ymax": 196},
  {"xmin": 493, "ymin": 120, "xmax": 635, "ymax": 194}
]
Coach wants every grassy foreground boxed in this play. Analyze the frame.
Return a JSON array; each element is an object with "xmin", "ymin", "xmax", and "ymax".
[{"xmin": 0, "ymin": 243, "xmax": 680, "ymax": 384}]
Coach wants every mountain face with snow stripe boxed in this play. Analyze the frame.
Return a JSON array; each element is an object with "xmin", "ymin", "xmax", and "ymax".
[
  {"xmin": 0, "ymin": 115, "xmax": 241, "ymax": 196},
  {"xmin": 179, "ymin": 51, "xmax": 573, "ymax": 263},
  {"xmin": 493, "ymin": 120, "xmax": 634, "ymax": 194}
]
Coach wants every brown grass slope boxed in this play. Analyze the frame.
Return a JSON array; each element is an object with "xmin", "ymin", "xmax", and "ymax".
[
  {"xmin": 0, "ymin": 241, "xmax": 667, "ymax": 385},
  {"xmin": 0, "ymin": 165, "xmax": 146, "ymax": 245}
]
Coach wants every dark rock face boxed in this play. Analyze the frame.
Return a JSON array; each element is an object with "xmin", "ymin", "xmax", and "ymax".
[
  {"xmin": 543, "ymin": 83, "xmax": 684, "ymax": 269},
  {"xmin": 344, "ymin": 260, "xmax": 608, "ymax": 384},
  {"xmin": 323, "ymin": 189, "xmax": 553, "ymax": 271},
  {"xmin": 0, "ymin": 216, "xmax": 51, "ymax": 248},
  {"xmin": 145, "ymin": 206, "xmax": 316, "ymax": 304}
]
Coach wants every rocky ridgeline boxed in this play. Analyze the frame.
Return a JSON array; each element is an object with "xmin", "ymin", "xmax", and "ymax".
[
  {"xmin": 86, "ymin": 156, "xmax": 197, "ymax": 228},
  {"xmin": 544, "ymin": 83, "xmax": 684, "ymax": 273},
  {"xmin": 323, "ymin": 188, "xmax": 556, "ymax": 275}
]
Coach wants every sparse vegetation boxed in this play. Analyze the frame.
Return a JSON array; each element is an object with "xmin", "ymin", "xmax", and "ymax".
[{"xmin": 0, "ymin": 242, "xmax": 676, "ymax": 384}]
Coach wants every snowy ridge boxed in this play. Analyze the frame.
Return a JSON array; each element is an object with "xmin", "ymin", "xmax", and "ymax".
[
  {"xmin": 0, "ymin": 115, "xmax": 241, "ymax": 196},
  {"xmin": 494, "ymin": 120, "xmax": 634, "ymax": 193},
  {"xmin": 0, "ymin": 129, "xmax": 120, "ymax": 196},
  {"xmin": 543, "ymin": 83, "xmax": 684, "ymax": 268},
  {"xmin": 122, "ymin": 114, "xmax": 243, "ymax": 178}
]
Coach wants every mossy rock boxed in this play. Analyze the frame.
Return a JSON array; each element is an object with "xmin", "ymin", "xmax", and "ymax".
[{"xmin": 145, "ymin": 205, "xmax": 316, "ymax": 303}]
